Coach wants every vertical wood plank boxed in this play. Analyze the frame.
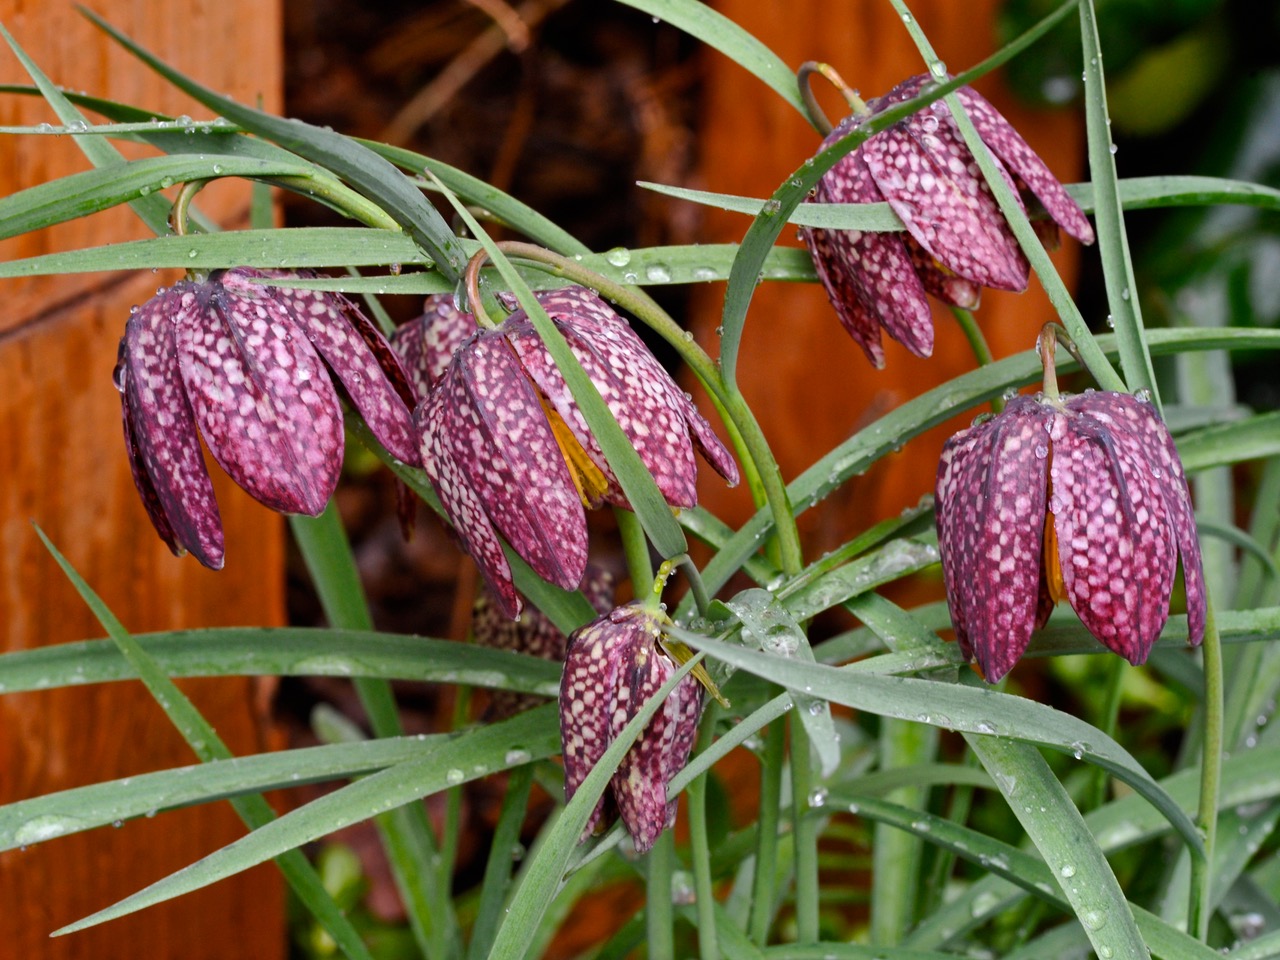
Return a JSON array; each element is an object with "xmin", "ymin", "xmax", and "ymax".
[{"xmin": 0, "ymin": 1, "xmax": 288, "ymax": 955}]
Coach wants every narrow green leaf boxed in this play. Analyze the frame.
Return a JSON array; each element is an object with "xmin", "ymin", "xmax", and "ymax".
[
  {"xmin": 78, "ymin": 8, "xmax": 465, "ymax": 280},
  {"xmin": 1179, "ymin": 412, "xmax": 1280, "ymax": 473}
]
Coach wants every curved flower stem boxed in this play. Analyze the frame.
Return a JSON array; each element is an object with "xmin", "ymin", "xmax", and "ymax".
[
  {"xmin": 680, "ymin": 555, "xmax": 712, "ymax": 616},
  {"xmin": 1191, "ymin": 593, "xmax": 1223, "ymax": 941},
  {"xmin": 796, "ymin": 60, "xmax": 868, "ymax": 135},
  {"xmin": 646, "ymin": 830, "xmax": 676, "ymax": 960},
  {"xmin": 168, "ymin": 178, "xmax": 206, "ymax": 238},
  {"xmin": 463, "ymin": 248, "xmax": 502, "ymax": 330},
  {"xmin": 687, "ymin": 704, "xmax": 721, "ymax": 960},
  {"xmin": 270, "ymin": 174, "xmax": 403, "ymax": 232}
]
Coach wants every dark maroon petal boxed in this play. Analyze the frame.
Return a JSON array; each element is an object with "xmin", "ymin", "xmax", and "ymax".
[
  {"xmin": 905, "ymin": 237, "xmax": 982, "ymax": 309},
  {"xmin": 682, "ymin": 401, "xmax": 740, "ymax": 488},
  {"xmin": 233, "ymin": 270, "xmax": 420, "ymax": 467},
  {"xmin": 1049, "ymin": 405, "xmax": 1177, "ymax": 664},
  {"xmin": 863, "ymin": 108, "xmax": 1028, "ymax": 292},
  {"xmin": 444, "ymin": 335, "xmax": 588, "ymax": 592},
  {"xmin": 117, "ymin": 295, "xmax": 225, "ymax": 568},
  {"xmin": 391, "ymin": 294, "xmax": 477, "ymax": 401},
  {"xmin": 418, "ymin": 386, "xmax": 522, "ymax": 617},
  {"xmin": 1065, "ymin": 392, "xmax": 1205, "ymax": 645},
  {"xmin": 804, "ymin": 143, "xmax": 934, "ymax": 362},
  {"xmin": 560, "ymin": 612, "xmax": 633, "ymax": 838},
  {"xmin": 866, "ymin": 74, "xmax": 931, "ymax": 112},
  {"xmin": 956, "ymin": 86, "xmax": 1095, "ymax": 245},
  {"xmin": 936, "ymin": 397, "xmax": 1053, "ymax": 681},
  {"xmin": 175, "ymin": 281, "xmax": 343, "ymax": 516}
]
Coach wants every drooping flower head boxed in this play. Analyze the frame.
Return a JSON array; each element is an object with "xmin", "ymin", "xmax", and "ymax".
[
  {"xmin": 935, "ymin": 391, "xmax": 1205, "ymax": 682},
  {"xmin": 473, "ymin": 565, "xmax": 615, "ymax": 720},
  {"xmin": 559, "ymin": 602, "xmax": 704, "ymax": 853},
  {"xmin": 115, "ymin": 267, "xmax": 419, "ymax": 568},
  {"xmin": 801, "ymin": 74, "xmax": 1095, "ymax": 367},
  {"xmin": 402, "ymin": 286, "xmax": 739, "ymax": 617}
]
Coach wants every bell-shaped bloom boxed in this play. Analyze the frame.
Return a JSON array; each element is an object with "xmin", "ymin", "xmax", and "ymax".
[
  {"xmin": 115, "ymin": 267, "xmax": 418, "ymax": 568},
  {"xmin": 473, "ymin": 565, "xmax": 615, "ymax": 720},
  {"xmin": 935, "ymin": 392, "xmax": 1205, "ymax": 682},
  {"xmin": 559, "ymin": 603, "xmax": 703, "ymax": 853},
  {"xmin": 405, "ymin": 287, "xmax": 738, "ymax": 617},
  {"xmin": 801, "ymin": 75, "xmax": 1095, "ymax": 367}
]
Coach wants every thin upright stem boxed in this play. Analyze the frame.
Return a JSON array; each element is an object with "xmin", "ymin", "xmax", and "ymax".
[
  {"xmin": 687, "ymin": 705, "xmax": 721, "ymax": 960},
  {"xmin": 646, "ymin": 830, "xmax": 676, "ymax": 960},
  {"xmin": 1191, "ymin": 594, "xmax": 1223, "ymax": 941},
  {"xmin": 790, "ymin": 720, "xmax": 821, "ymax": 944},
  {"xmin": 749, "ymin": 720, "xmax": 786, "ymax": 945}
]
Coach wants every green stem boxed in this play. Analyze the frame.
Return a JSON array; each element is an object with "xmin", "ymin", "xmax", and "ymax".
[
  {"xmin": 467, "ymin": 765, "xmax": 534, "ymax": 960},
  {"xmin": 271, "ymin": 173, "xmax": 403, "ymax": 233},
  {"xmin": 687, "ymin": 704, "xmax": 721, "ymax": 960},
  {"xmin": 749, "ymin": 718, "xmax": 786, "ymax": 945},
  {"xmin": 796, "ymin": 61, "xmax": 868, "ymax": 135},
  {"xmin": 950, "ymin": 307, "xmax": 1001, "ymax": 411},
  {"xmin": 616, "ymin": 507, "xmax": 655, "ymax": 595},
  {"xmin": 646, "ymin": 830, "xmax": 677, "ymax": 960},
  {"xmin": 790, "ymin": 719, "xmax": 821, "ymax": 944},
  {"xmin": 1084, "ymin": 657, "xmax": 1125, "ymax": 813},
  {"xmin": 681, "ymin": 555, "xmax": 712, "ymax": 616},
  {"xmin": 1191, "ymin": 594, "xmax": 1223, "ymax": 941}
]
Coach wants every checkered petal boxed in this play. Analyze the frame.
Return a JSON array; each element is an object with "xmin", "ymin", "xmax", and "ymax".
[
  {"xmin": 560, "ymin": 611, "xmax": 634, "ymax": 838},
  {"xmin": 1064, "ymin": 391, "xmax": 1205, "ymax": 645},
  {"xmin": 803, "ymin": 129, "xmax": 934, "ymax": 363},
  {"xmin": 174, "ymin": 279, "xmax": 343, "ymax": 517},
  {"xmin": 863, "ymin": 105, "xmax": 1028, "ymax": 293},
  {"xmin": 1049, "ymin": 403, "xmax": 1178, "ymax": 664},
  {"xmin": 239, "ymin": 270, "xmax": 420, "ymax": 466},
  {"xmin": 116, "ymin": 290, "xmax": 225, "ymax": 567},
  {"xmin": 391, "ymin": 294, "xmax": 477, "ymax": 402},
  {"xmin": 956, "ymin": 87, "xmax": 1095, "ymax": 245},
  {"xmin": 507, "ymin": 288, "xmax": 734, "ymax": 509},
  {"xmin": 433, "ymin": 333, "xmax": 588, "ymax": 603},
  {"xmin": 935, "ymin": 397, "xmax": 1053, "ymax": 681},
  {"xmin": 905, "ymin": 238, "xmax": 982, "ymax": 309},
  {"xmin": 418, "ymin": 384, "xmax": 522, "ymax": 617}
]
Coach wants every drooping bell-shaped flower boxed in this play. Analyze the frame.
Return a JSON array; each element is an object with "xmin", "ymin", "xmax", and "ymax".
[
  {"xmin": 802, "ymin": 75, "xmax": 1095, "ymax": 367},
  {"xmin": 472, "ymin": 565, "xmax": 615, "ymax": 720},
  {"xmin": 559, "ymin": 603, "xmax": 704, "ymax": 853},
  {"xmin": 405, "ymin": 286, "xmax": 738, "ymax": 617},
  {"xmin": 935, "ymin": 392, "xmax": 1205, "ymax": 682},
  {"xmin": 115, "ymin": 267, "xmax": 418, "ymax": 567}
]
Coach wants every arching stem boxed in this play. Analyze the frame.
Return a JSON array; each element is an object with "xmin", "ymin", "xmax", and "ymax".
[{"xmin": 797, "ymin": 60, "xmax": 869, "ymax": 135}]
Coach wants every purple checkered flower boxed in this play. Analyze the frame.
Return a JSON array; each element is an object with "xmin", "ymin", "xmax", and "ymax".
[
  {"xmin": 802, "ymin": 75, "xmax": 1095, "ymax": 367},
  {"xmin": 407, "ymin": 286, "xmax": 739, "ymax": 617},
  {"xmin": 559, "ymin": 603, "xmax": 703, "ymax": 853},
  {"xmin": 473, "ymin": 565, "xmax": 615, "ymax": 720},
  {"xmin": 935, "ymin": 392, "xmax": 1205, "ymax": 682},
  {"xmin": 114, "ymin": 267, "xmax": 418, "ymax": 568}
]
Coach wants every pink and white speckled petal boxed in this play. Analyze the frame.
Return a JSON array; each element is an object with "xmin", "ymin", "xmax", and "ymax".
[
  {"xmin": 418, "ymin": 385, "xmax": 522, "ymax": 617},
  {"xmin": 612, "ymin": 640, "xmax": 679, "ymax": 853},
  {"xmin": 175, "ymin": 281, "xmax": 343, "ymax": 517},
  {"xmin": 863, "ymin": 109, "xmax": 1028, "ymax": 292},
  {"xmin": 936, "ymin": 397, "xmax": 1053, "ymax": 681},
  {"xmin": 1049, "ymin": 408, "xmax": 1177, "ymax": 664},
  {"xmin": 391, "ymin": 294, "xmax": 478, "ymax": 401},
  {"xmin": 237, "ymin": 270, "xmax": 420, "ymax": 467},
  {"xmin": 447, "ymin": 335, "xmax": 587, "ymax": 592},
  {"xmin": 804, "ymin": 143, "xmax": 934, "ymax": 361},
  {"xmin": 681, "ymin": 401, "xmax": 740, "ymax": 487},
  {"xmin": 956, "ymin": 87, "xmax": 1095, "ymax": 245},
  {"xmin": 905, "ymin": 238, "xmax": 982, "ymax": 309},
  {"xmin": 1065, "ymin": 391, "xmax": 1205, "ymax": 645},
  {"xmin": 560, "ymin": 612, "xmax": 633, "ymax": 838},
  {"xmin": 118, "ymin": 292, "xmax": 225, "ymax": 568}
]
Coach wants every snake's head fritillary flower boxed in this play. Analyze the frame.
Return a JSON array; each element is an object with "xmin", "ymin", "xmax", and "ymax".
[
  {"xmin": 114, "ymin": 268, "xmax": 418, "ymax": 568},
  {"xmin": 559, "ymin": 603, "xmax": 703, "ymax": 853},
  {"xmin": 802, "ymin": 75, "xmax": 1095, "ymax": 367},
  {"xmin": 473, "ymin": 565, "xmax": 615, "ymax": 720},
  {"xmin": 406, "ymin": 286, "xmax": 738, "ymax": 617},
  {"xmin": 935, "ymin": 392, "xmax": 1205, "ymax": 682}
]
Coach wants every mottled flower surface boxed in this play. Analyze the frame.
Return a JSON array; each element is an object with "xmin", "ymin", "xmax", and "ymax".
[
  {"xmin": 559, "ymin": 603, "xmax": 703, "ymax": 853},
  {"xmin": 473, "ymin": 565, "xmax": 615, "ymax": 720},
  {"xmin": 935, "ymin": 392, "xmax": 1205, "ymax": 682},
  {"xmin": 405, "ymin": 286, "xmax": 738, "ymax": 617},
  {"xmin": 115, "ymin": 268, "xmax": 418, "ymax": 568},
  {"xmin": 802, "ymin": 75, "xmax": 1095, "ymax": 367}
]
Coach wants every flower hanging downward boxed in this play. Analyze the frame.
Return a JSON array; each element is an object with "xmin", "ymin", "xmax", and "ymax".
[
  {"xmin": 559, "ymin": 603, "xmax": 703, "ymax": 853},
  {"xmin": 405, "ymin": 286, "xmax": 738, "ymax": 617},
  {"xmin": 115, "ymin": 268, "xmax": 418, "ymax": 567},
  {"xmin": 801, "ymin": 74, "xmax": 1094, "ymax": 367},
  {"xmin": 935, "ymin": 391, "xmax": 1205, "ymax": 682}
]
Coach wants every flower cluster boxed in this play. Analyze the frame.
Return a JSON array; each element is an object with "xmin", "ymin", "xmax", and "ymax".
[
  {"xmin": 936, "ymin": 391, "xmax": 1205, "ymax": 681},
  {"xmin": 802, "ymin": 75, "xmax": 1094, "ymax": 366},
  {"xmin": 559, "ymin": 603, "xmax": 703, "ymax": 853},
  {"xmin": 115, "ymin": 267, "xmax": 417, "ymax": 567}
]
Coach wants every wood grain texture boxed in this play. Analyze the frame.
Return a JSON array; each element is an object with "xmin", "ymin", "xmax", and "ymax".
[
  {"xmin": 693, "ymin": 0, "xmax": 1087, "ymax": 568},
  {"xmin": 0, "ymin": 2, "xmax": 288, "ymax": 956}
]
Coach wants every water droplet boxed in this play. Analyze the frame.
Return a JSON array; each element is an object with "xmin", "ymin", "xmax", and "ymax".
[
  {"xmin": 1034, "ymin": 443, "xmax": 1048, "ymax": 459},
  {"xmin": 211, "ymin": 163, "xmax": 223, "ymax": 174},
  {"xmin": 921, "ymin": 115, "xmax": 939, "ymax": 135},
  {"xmin": 808, "ymin": 787, "xmax": 828, "ymax": 808},
  {"xmin": 623, "ymin": 271, "xmax": 638, "ymax": 283},
  {"xmin": 445, "ymin": 768, "xmax": 465, "ymax": 785},
  {"xmin": 1105, "ymin": 314, "xmax": 1114, "ymax": 328},
  {"xmin": 901, "ymin": 11, "xmax": 912, "ymax": 21},
  {"xmin": 1120, "ymin": 287, "xmax": 1130, "ymax": 300},
  {"xmin": 1082, "ymin": 909, "xmax": 1107, "ymax": 930},
  {"xmin": 65, "ymin": 118, "xmax": 88, "ymax": 133},
  {"xmin": 188, "ymin": 249, "xmax": 199, "ymax": 259},
  {"xmin": 807, "ymin": 699, "xmax": 824, "ymax": 716},
  {"xmin": 504, "ymin": 748, "xmax": 531, "ymax": 765},
  {"xmin": 1060, "ymin": 864, "xmax": 1076, "ymax": 878},
  {"xmin": 761, "ymin": 198, "xmax": 782, "ymax": 216},
  {"xmin": 929, "ymin": 60, "xmax": 948, "ymax": 79},
  {"xmin": 1109, "ymin": 143, "xmax": 1118, "ymax": 155},
  {"xmin": 605, "ymin": 246, "xmax": 631, "ymax": 267}
]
